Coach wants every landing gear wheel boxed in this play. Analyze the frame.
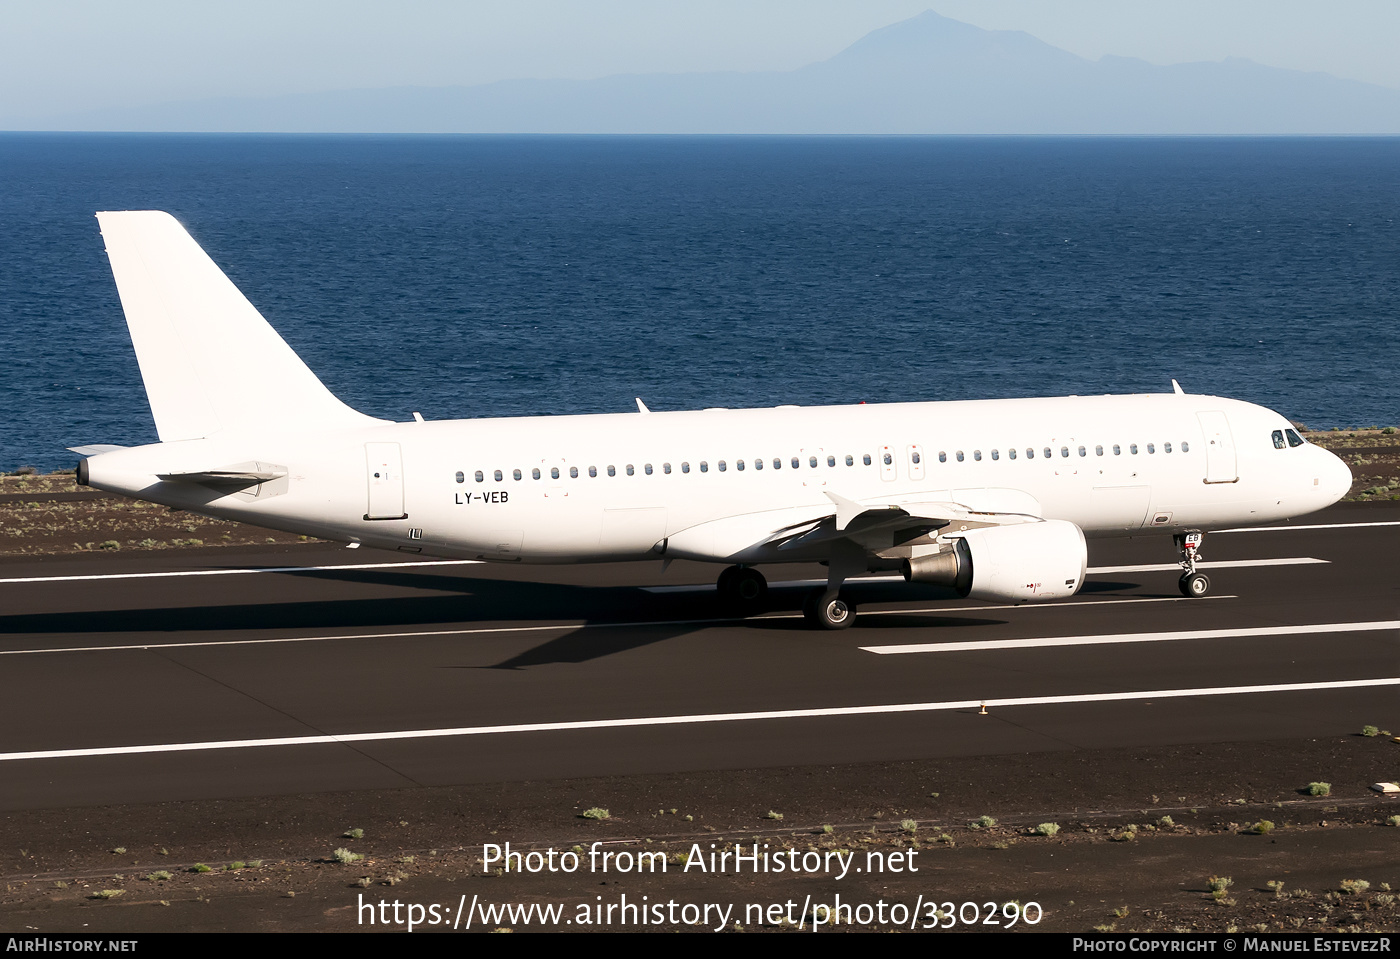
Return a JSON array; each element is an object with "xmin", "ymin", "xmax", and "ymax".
[
  {"xmin": 732, "ymin": 567, "xmax": 767, "ymax": 605},
  {"xmin": 718, "ymin": 566, "xmax": 767, "ymax": 609},
  {"xmin": 1179, "ymin": 572, "xmax": 1210, "ymax": 598},
  {"xmin": 804, "ymin": 590, "xmax": 855, "ymax": 630}
]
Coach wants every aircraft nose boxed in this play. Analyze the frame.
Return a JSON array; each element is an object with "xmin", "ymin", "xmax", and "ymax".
[{"xmin": 1319, "ymin": 448, "xmax": 1352, "ymax": 504}]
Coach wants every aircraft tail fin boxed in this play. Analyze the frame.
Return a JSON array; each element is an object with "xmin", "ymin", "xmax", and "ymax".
[{"xmin": 96, "ymin": 211, "xmax": 384, "ymax": 442}]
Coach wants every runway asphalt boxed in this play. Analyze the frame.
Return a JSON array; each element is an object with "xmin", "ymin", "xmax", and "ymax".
[{"xmin": 1, "ymin": 501, "xmax": 1397, "ymax": 811}]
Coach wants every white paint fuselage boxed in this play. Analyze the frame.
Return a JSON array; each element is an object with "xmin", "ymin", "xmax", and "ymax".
[{"xmin": 84, "ymin": 392, "xmax": 1352, "ymax": 566}]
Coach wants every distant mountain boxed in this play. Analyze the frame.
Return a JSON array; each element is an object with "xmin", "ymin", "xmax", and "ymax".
[{"xmin": 26, "ymin": 10, "xmax": 1400, "ymax": 134}]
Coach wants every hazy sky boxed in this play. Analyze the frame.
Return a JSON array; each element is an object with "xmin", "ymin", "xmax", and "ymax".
[{"xmin": 2, "ymin": 1, "xmax": 1397, "ymax": 124}]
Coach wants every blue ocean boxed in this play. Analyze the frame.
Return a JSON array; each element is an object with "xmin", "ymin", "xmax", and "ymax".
[{"xmin": 0, "ymin": 134, "xmax": 1396, "ymax": 472}]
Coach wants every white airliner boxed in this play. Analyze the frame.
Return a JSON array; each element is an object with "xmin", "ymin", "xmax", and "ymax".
[{"xmin": 74, "ymin": 212, "xmax": 1353, "ymax": 628}]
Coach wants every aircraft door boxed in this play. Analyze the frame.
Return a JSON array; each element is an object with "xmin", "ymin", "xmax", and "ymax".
[
  {"xmin": 365, "ymin": 442, "xmax": 407, "ymax": 520},
  {"xmin": 1197, "ymin": 411, "xmax": 1238, "ymax": 484},
  {"xmin": 907, "ymin": 444, "xmax": 926, "ymax": 481}
]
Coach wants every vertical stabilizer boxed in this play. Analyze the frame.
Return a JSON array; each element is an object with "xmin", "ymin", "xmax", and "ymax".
[{"xmin": 96, "ymin": 211, "xmax": 384, "ymax": 441}]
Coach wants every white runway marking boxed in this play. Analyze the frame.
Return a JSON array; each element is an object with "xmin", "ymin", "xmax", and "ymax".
[
  {"xmin": 1216, "ymin": 520, "xmax": 1400, "ymax": 533},
  {"xmin": 3, "ymin": 676, "xmax": 1396, "ymax": 763},
  {"xmin": 0, "ymin": 558, "xmax": 481, "ymax": 586},
  {"xmin": 1087, "ymin": 557, "xmax": 1328, "ymax": 574},
  {"xmin": 0, "ymin": 594, "xmax": 1235, "ymax": 657},
  {"xmin": 644, "ymin": 557, "xmax": 1323, "ymax": 593},
  {"xmin": 0, "ymin": 548, "xmax": 1347, "ymax": 589},
  {"xmin": 862, "ymin": 620, "xmax": 1400, "ymax": 655},
  {"xmin": 645, "ymin": 576, "xmax": 902, "ymax": 593},
  {"xmin": 0, "ymin": 520, "xmax": 1386, "ymax": 587}
]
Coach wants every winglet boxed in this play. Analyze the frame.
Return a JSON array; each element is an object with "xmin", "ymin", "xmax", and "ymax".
[
  {"xmin": 636, "ymin": 398, "xmax": 650, "ymax": 414},
  {"xmin": 1171, "ymin": 378, "xmax": 1185, "ymax": 395}
]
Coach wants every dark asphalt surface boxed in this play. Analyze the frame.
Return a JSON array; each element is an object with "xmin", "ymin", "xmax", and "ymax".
[{"xmin": 2, "ymin": 502, "xmax": 1396, "ymax": 811}]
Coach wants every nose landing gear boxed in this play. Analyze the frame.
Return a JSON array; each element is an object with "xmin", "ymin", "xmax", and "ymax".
[{"xmin": 1175, "ymin": 531, "xmax": 1210, "ymax": 597}]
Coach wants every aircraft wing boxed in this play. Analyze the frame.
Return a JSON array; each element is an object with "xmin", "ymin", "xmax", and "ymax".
[{"xmin": 664, "ymin": 488, "xmax": 1044, "ymax": 564}]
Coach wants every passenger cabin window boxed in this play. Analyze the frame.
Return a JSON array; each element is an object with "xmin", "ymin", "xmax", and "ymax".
[
  {"xmin": 626, "ymin": 464, "xmax": 635, "ymax": 475},
  {"xmin": 956, "ymin": 451, "xmax": 965, "ymax": 462},
  {"xmin": 863, "ymin": 454, "xmax": 872, "ymax": 466},
  {"xmin": 1130, "ymin": 444, "xmax": 1138, "ymax": 455},
  {"xmin": 717, "ymin": 461, "xmax": 726, "ymax": 472},
  {"xmin": 973, "ymin": 450, "xmax": 982, "ymax": 461},
  {"xmin": 532, "ymin": 468, "xmax": 541, "ymax": 480},
  {"xmin": 664, "ymin": 463, "xmax": 672, "ymax": 474},
  {"xmin": 589, "ymin": 466, "xmax": 597, "ymax": 477},
  {"xmin": 1147, "ymin": 444, "xmax": 1155, "ymax": 454},
  {"xmin": 1009, "ymin": 448, "xmax": 1017, "ymax": 460},
  {"xmin": 570, "ymin": 466, "xmax": 579, "ymax": 478},
  {"xmin": 990, "ymin": 449, "xmax": 999, "ymax": 461},
  {"xmin": 1095, "ymin": 445, "xmax": 1103, "ymax": 456},
  {"xmin": 1026, "ymin": 448, "xmax": 1034, "ymax": 459},
  {"xmin": 458, "ymin": 471, "xmax": 467, "ymax": 484},
  {"xmin": 1182, "ymin": 441, "xmax": 1190, "ymax": 452},
  {"xmin": 1112, "ymin": 445, "xmax": 1121, "ymax": 456},
  {"xmin": 682, "ymin": 462, "xmax": 690, "ymax": 473},
  {"xmin": 607, "ymin": 465, "xmax": 616, "ymax": 477},
  {"xmin": 700, "ymin": 461, "xmax": 709, "ymax": 473},
  {"xmin": 1078, "ymin": 446, "xmax": 1086, "ymax": 457},
  {"xmin": 1044, "ymin": 447, "xmax": 1052, "ymax": 459},
  {"xmin": 1164, "ymin": 443, "xmax": 1172, "ymax": 454},
  {"xmin": 497, "ymin": 470, "xmax": 506, "ymax": 482},
  {"xmin": 791, "ymin": 457, "xmax": 800, "ymax": 469},
  {"xmin": 827, "ymin": 455, "xmax": 836, "ymax": 467},
  {"xmin": 845, "ymin": 455, "xmax": 854, "ymax": 466},
  {"xmin": 736, "ymin": 460, "xmax": 744, "ymax": 471},
  {"xmin": 754, "ymin": 459, "xmax": 763, "ymax": 470},
  {"xmin": 550, "ymin": 467, "xmax": 560, "ymax": 479},
  {"xmin": 938, "ymin": 451, "xmax": 947, "ymax": 463},
  {"xmin": 773, "ymin": 458, "xmax": 782, "ymax": 470}
]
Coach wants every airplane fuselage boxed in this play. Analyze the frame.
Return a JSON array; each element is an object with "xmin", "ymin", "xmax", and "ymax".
[{"xmin": 82, "ymin": 391, "xmax": 1351, "ymax": 566}]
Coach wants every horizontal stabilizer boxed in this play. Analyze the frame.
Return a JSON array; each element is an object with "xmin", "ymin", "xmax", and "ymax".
[
  {"xmin": 96, "ymin": 211, "xmax": 385, "ymax": 442},
  {"xmin": 67, "ymin": 444, "xmax": 128, "ymax": 457},
  {"xmin": 157, "ymin": 461, "xmax": 288, "ymax": 485}
]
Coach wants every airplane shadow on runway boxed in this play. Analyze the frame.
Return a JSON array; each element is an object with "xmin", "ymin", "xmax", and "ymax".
[{"xmin": 0, "ymin": 566, "xmax": 1143, "ymax": 668}]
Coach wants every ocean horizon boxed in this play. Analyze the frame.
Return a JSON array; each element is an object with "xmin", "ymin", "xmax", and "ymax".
[{"xmin": 1, "ymin": 133, "xmax": 1395, "ymax": 472}]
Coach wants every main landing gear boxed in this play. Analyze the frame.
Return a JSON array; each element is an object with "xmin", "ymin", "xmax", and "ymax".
[
  {"xmin": 801, "ymin": 539, "xmax": 864, "ymax": 630},
  {"xmin": 1175, "ymin": 531, "xmax": 1210, "ymax": 597},
  {"xmin": 716, "ymin": 565, "xmax": 767, "ymax": 609},
  {"xmin": 718, "ymin": 541, "xmax": 865, "ymax": 629},
  {"xmin": 803, "ymin": 590, "xmax": 854, "ymax": 629}
]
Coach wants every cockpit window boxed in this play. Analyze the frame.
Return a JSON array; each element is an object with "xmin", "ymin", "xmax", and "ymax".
[
  {"xmin": 1272, "ymin": 430, "xmax": 1286, "ymax": 449},
  {"xmin": 1285, "ymin": 429, "xmax": 1304, "ymax": 448}
]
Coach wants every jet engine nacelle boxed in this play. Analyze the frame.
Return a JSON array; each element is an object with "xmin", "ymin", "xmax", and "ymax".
[{"xmin": 902, "ymin": 519, "xmax": 1087, "ymax": 603}]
